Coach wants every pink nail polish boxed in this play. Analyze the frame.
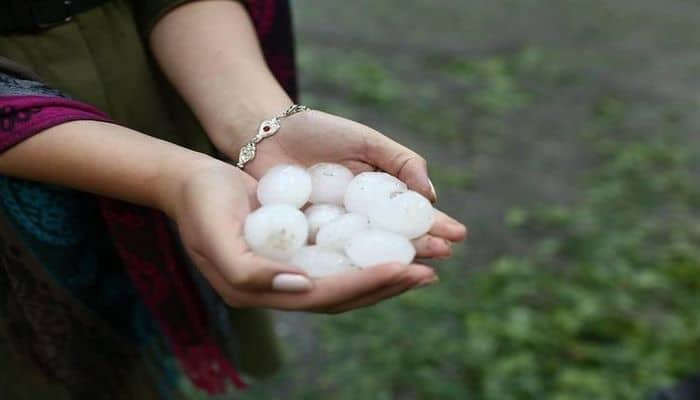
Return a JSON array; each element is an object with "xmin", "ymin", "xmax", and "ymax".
[{"xmin": 272, "ymin": 273, "xmax": 313, "ymax": 292}]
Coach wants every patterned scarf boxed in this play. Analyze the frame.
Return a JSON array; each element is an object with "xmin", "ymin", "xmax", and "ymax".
[{"xmin": 0, "ymin": 0, "xmax": 298, "ymax": 396}]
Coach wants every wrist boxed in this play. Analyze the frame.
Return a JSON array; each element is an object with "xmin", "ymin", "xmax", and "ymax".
[
  {"xmin": 156, "ymin": 153, "xmax": 230, "ymax": 219},
  {"xmin": 218, "ymin": 94, "xmax": 294, "ymax": 158}
]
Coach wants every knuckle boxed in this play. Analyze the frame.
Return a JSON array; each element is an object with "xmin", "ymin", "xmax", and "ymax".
[{"xmin": 399, "ymin": 154, "xmax": 421, "ymax": 169}]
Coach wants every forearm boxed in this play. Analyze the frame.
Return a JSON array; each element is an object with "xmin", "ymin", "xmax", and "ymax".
[
  {"xmin": 149, "ymin": 0, "xmax": 292, "ymax": 157},
  {"xmin": 0, "ymin": 120, "xmax": 221, "ymax": 217}
]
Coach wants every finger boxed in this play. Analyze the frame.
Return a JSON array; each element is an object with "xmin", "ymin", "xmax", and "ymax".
[
  {"xmin": 429, "ymin": 209, "xmax": 468, "ymax": 242},
  {"xmin": 298, "ymin": 263, "xmax": 436, "ymax": 310},
  {"xmin": 364, "ymin": 131, "xmax": 437, "ymax": 202},
  {"xmin": 233, "ymin": 263, "xmax": 436, "ymax": 311},
  {"xmin": 192, "ymin": 216, "xmax": 312, "ymax": 292},
  {"xmin": 187, "ymin": 244, "xmax": 310, "ymax": 292},
  {"xmin": 222, "ymin": 251, "xmax": 312, "ymax": 292},
  {"xmin": 412, "ymin": 235, "xmax": 452, "ymax": 258},
  {"xmin": 320, "ymin": 268, "xmax": 439, "ymax": 314},
  {"xmin": 189, "ymin": 187, "xmax": 315, "ymax": 292},
  {"xmin": 239, "ymin": 254, "xmax": 313, "ymax": 291},
  {"xmin": 186, "ymin": 250, "xmax": 253, "ymax": 307},
  {"xmin": 321, "ymin": 281, "xmax": 415, "ymax": 313},
  {"xmin": 190, "ymin": 252, "xmax": 313, "ymax": 309}
]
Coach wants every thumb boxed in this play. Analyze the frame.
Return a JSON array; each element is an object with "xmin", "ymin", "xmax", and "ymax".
[
  {"xmin": 194, "ymin": 218, "xmax": 313, "ymax": 292},
  {"xmin": 365, "ymin": 132, "xmax": 437, "ymax": 202},
  {"xmin": 216, "ymin": 251, "xmax": 313, "ymax": 292}
]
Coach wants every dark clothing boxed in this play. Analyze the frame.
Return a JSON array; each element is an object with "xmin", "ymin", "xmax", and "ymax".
[{"xmin": 0, "ymin": 1, "xmax": 297, "ymax": 398}]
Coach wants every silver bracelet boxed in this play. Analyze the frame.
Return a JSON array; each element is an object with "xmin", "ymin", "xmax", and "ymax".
[{"xmin": 235, "ymin": 104, "xmax": 310, "ymax": 169}]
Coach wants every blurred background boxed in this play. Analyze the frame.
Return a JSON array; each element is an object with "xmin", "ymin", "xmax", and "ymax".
[{"xmin": 242, "ymin": 1, "xmax": 700, "ymax": 399}]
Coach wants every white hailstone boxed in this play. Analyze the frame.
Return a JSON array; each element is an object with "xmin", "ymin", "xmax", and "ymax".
[
  {"xmin": 304, "ymin": 204, "xmax": 345, "ymax": 243},
  {"xmin": 308, "ymin": 163, "xmax": 354, "ymax": 205},
  {"xmin": 290, "ymin": 245, "xmax": 355, "ymax": 278},
  {"xmin": 257, "ymin": 164, "xmax": 312, "ymax": 209},
  {"xmin": 369, "ymin": 190, "xmax": 435, "ymax": 239},
  {"xmin": 316, "ymin": 213, "xmax": 370, "ymax": 251},
  {"xmin": 344, "ymin": 229, "xmax": 416, "ymax": 268},
  {"xmin": 343, "ymin": 172, "xmax": 407, "ymax": 216},
  {"xmin": 244, "ymin": 204, "xmax": 308, "ymax": 261}
]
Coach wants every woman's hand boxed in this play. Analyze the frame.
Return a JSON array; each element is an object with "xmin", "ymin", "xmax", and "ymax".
[
  {"xmin": 149, "ymin": 0, "xmax": 466, "ymax": 262},
  {"xmin": 240, "ymin": 110, "xmax": 468, "ymax": 258},
  {"xmin": 170, "ymin": 162, "xmax": 439, "ymax": 313},
  {"xmin": 0, "ymin": 114, "xmax": 438, "ymax": 313}
]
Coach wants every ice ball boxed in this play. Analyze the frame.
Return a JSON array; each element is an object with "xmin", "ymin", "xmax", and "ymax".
[
  {"xmin": 308, "ymin": 163, "xmax": 354, "ymax": 205},
  {"xmin": 344, "ymin": 172, "xmax": 407, "ymax": 216},
  {"xmin": 316, "ymin": 213, "xmax": 370, "ymax": 251},
  {"xmin": 244, "ymin": 204, "xmax": 308, "ymax": 261},
  {"xmin": 290, "ymin": 245, "xmax": 355, "ymax": 278},
  {"xmin": 257, "ymin": 164, "xmax": 312, "ymax": 209},
  {"xmin": 369, "ymin": 190, "xmax": 434, "ymax": 238},
  {"xmin": 344, "ymin": 229, "xmax": 416, "ymax": 267},
  {"xmin": 304, "ymin": 203, "xmax": 345, "ymax": 243}
]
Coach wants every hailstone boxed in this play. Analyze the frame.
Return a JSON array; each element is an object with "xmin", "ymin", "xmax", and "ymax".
[
  {"xmin": 247, "ymin": 163, "xmax": 433, "ymax": 276},
  {"xmin": 308, "ymin": 163, "xmax": 354, "ymax": 205},
  {"xmin": 290, "ymin": 245, "xmax": 355, "ymax": 278},
  {"xmin": 316, "ymin": 213, "xmax": 370, "ymax": 251},
  {"xmin": 369, "ymin": 190, "xmax": 435, "ymax": 238},
  {"xmin": 304, "ymin": 203, "xmax": 345, "ymax": 243},
  {"xmin": 244, "ymin": 204, "xmax": 309, "ymax": 261},
  {"xmin": 344, "ymin": 172, "xmax": 407, "ymax": 216},
  {"xmin": 257, "ymin": 164, "xmax": 312, "ymax": 208},
  {"xmin": 344, "ymin": 229, "xmax": 416, "ymax": 267}
]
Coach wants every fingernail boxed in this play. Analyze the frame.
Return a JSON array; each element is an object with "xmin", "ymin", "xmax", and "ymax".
[
  {"xmin": 428, "ymin": 178, "xmax": 438, "ymax": 202},
  {"xmin": 272, "ymin": 273, "xmax": 313, "ymax": 292}
]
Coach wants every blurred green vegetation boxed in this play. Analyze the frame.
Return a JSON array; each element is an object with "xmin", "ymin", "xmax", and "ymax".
[
  {"xmin": 242, "ymin": 94, "xmax": 700, "ymax": 399},
  {"xmin": 240, "ymin": 6, "xmax": 700, "ymax": 396}
]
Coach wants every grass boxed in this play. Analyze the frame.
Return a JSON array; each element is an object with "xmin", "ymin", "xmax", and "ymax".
[{"xmin": 239, "ymin": 34, "xmax": 700, "ymax": 399}]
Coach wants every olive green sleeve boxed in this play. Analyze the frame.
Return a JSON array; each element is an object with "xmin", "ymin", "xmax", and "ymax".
[
  {"xmin": 131, "ymin": 0, "xmax": 195, "ymax": 37},
  {"xmin": 131, "ymin": 0, "xmax": 244, "ymax": 38}
]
